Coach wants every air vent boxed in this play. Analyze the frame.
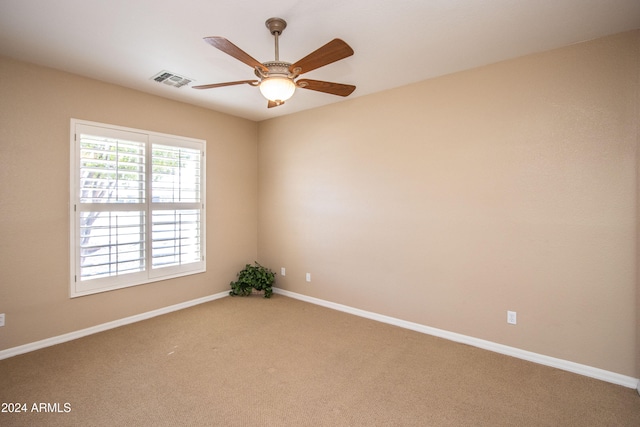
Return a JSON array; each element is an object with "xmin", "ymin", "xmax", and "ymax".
[{"xmin": 151, "ymin": 70, "xmax": 193, "ymax": 88}]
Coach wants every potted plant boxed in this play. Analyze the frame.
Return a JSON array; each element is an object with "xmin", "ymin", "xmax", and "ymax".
[{"xmin": 229, "ymin": 262, "xmax": 275, "ymax": 298}]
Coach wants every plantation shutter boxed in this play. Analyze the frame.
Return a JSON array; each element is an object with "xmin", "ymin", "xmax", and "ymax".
[
  {"xmin": 71, "ymin": 121, "xmax": 205, "ymax": 297},
  {"xmin": 149, "ymin": 138, "xmax": 203, "ymax": 277},
  {"xmin": 75, "ymin": 125, "xmax": 148, "ymax": 289}
]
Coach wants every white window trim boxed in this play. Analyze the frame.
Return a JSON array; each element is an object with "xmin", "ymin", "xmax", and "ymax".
[{"xmin": 69, "ymin": 119, "xmax": 206, "ymax": 297}]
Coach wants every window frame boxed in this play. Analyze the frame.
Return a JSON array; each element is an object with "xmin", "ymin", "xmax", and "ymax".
[{"xmin": 69, "ymin": 119, "xmax": 206, "ymax": 297}]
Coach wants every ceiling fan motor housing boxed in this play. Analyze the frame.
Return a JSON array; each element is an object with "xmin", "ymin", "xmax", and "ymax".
[{"xmin": 255, "ymin": 61, "xmax": 294, "ymax": 78}]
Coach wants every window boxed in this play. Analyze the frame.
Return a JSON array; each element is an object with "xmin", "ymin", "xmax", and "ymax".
[{"xmin": 70, "ymin": 119, "xmax": 205, "ymax": 297}]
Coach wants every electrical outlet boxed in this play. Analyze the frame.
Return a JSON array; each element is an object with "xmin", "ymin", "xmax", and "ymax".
[
  {"xmin": 280, "ymin": 267, "xmax": 286, "ymax": 276},
  {"xmin": 305, "ymin": 273, "xmax": 311, "ymax": 282},
  {"xmin": 0, "ymin": 313, "xmax": 5, "ymax": 327},
  {"xmin": 507, "ymin": 311, "xmax": 517, "ymax": 325}
]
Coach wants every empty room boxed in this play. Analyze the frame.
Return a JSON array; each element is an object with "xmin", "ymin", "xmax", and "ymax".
[{"xmin": 1, "ymin": 0, "xmax": 639, "ymax": 425}]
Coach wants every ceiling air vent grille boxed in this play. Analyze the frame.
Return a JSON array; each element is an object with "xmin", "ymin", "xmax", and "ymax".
[{"xmin": 151, "ymin": 70, "xmax": 193, "ymax": 88}]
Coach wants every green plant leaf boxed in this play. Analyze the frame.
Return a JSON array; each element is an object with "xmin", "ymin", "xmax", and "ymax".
[{"xmin": 229, "ymin": 262, "xmax": 275, "ymax": 298}]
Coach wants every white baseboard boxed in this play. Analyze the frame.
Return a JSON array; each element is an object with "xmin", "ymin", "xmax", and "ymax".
[
  {"xmin": 273, "ymin": 288, "xmax": 640, "ymax": 390},
  {"xmin": 0, "ymin": 291, "xmax": 228, "ymax": 361}
]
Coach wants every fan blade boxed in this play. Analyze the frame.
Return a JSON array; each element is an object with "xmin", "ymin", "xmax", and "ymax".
[
  {"xmin": 289, "ymin": 39, "xmax": 354, "ymax": 75},
  {"xmin": 267, "ymin": 100, "xmax": 285, "ymax": 108},
  {"xmin": 192, "ymin": 80, "xmax": 259, "ymax": 90},
  {"xmin": 296, "ymin": 79, "xmax": 355, "ymax": 97},
  {"xmin": 204, "ymin": 37, "xmax": 268, "ymax": 73}
]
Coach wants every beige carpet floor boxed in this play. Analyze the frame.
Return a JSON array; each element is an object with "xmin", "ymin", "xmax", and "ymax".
[{"xmin": 1, "ymin": 294, "xmax": 639, "ymax": 426}]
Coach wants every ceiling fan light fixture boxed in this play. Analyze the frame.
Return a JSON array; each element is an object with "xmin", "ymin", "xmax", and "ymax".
[{"xmin": 259, "ymin": 76, "xmax": 296, "ymax": 102}]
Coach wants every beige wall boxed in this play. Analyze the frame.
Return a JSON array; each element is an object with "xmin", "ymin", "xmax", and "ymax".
[
  {"xmin": 0, "ymin": 57, "xmax": 258, "ymax": 349},
  {"xmin": 258, "ymin": 31, "xmax": 639, "ymax": 377}
]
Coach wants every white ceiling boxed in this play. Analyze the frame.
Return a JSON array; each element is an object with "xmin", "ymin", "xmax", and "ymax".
[{"xmin": 1, "ymin": 0, "xmax": 639, "ymax": 122}]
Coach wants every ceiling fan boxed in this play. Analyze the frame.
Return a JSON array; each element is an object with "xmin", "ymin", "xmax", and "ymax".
[{"xmin": 193, "ymin": 17, "xmax": 355, "ymax": 108}]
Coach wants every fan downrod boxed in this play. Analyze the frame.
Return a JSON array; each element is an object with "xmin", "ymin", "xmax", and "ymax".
[{"xmin": 265, "ymin": 17, "xmax": 287, "ymax": 35}]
